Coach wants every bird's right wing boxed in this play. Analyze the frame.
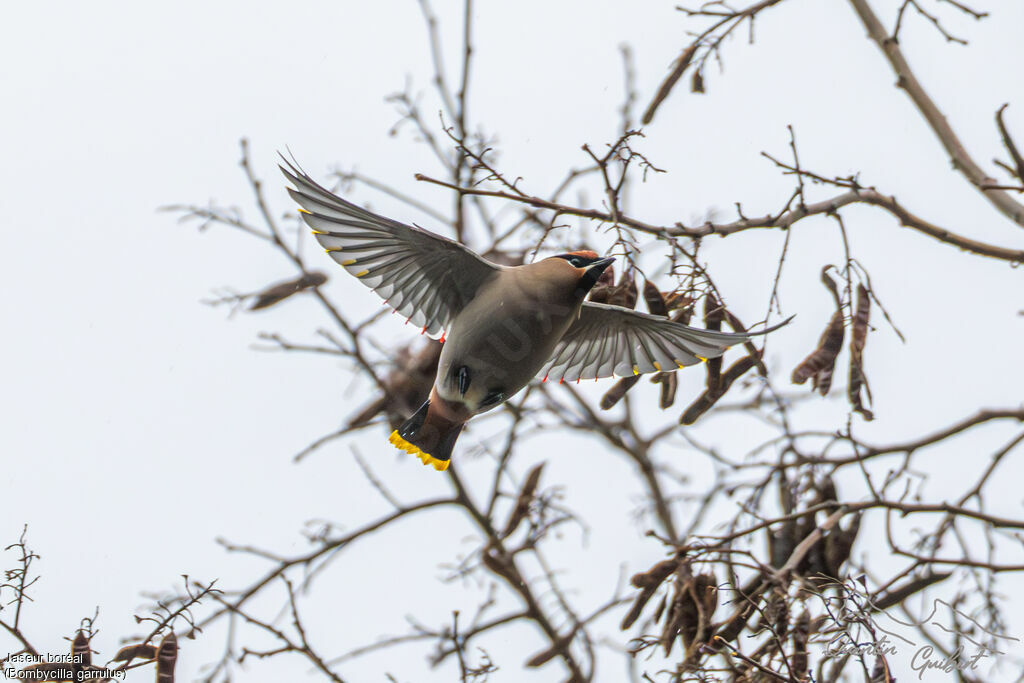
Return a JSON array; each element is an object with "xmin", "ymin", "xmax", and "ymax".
[
  {"xmin": 543, "ymin": 302, "xmax": 790, "ymax": 383},
  {"xmin": 281, "ymin": 158, "xmax": 500, "ymax": 338}
]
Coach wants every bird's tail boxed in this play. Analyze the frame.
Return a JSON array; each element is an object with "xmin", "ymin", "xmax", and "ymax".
[{"xmin": 388, "ymin": 399, "xmax": 464, "ymax": 471}]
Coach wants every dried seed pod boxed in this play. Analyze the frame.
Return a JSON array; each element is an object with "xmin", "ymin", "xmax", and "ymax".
[
  {"xmin": 606, "ymin": 270, "xmax": 638, "ymax": 309},
  {"xmin": 691, "ymin": 69, "xmax": 705, "ymax": 94},
  {"xmin": 754, "ymin": 589, "xmax": 790, "ymax": 639},
  {"xmin": 618, "ymin": 270, "xmax": 634, "ymax": 309},
  {"xmin": 824, "ymin": 513, "xmax": 861, "ymax": 579},
  {"xmin": 679, "ymin": 574, "xmax": 718, "ymax": 657},
  {"xmin": 791, "ymin": 610, "xmax": 811, "ymax": 680},
  {"xmin": 664, "ymin": 291, "xmax": 694, "ymax": 312},
  {"xmin": 658, "ymin": 373, "xmax": 678, "ymax": 409},
  {"xmin": 113, "ymin": 643, "xmax": 159, "ymax": 662},
  {"xmin": 714, "ymin": 598, "xmax": 759, "ymax": 644},
  {"xmin": 603, "ymin": 285, "xmax": 696, "ymax": 412},
  {"xmin": 642, "ymin": 43, "xmax": 697, "ymax": 125},
  {"xmin": 680, "ymin": 353, "xmax": 758, "ymax": 424},
  {"xmin": 587, "ymin": 265, "xmax": 616, "ymax": 304},
  {"xmin": 870, "ymin": 655, "xmax": 894, "ymax": 683},
  {"xmin": 790, "ymin": 310, "xmax": 844, "ymax": 394},
  {"xmin": 872, "ymin": 572, "xmax": 952, "ymax": 611},
  {"xmin": 502, "ymin": 463, "xmax": 545, "ymax": 537},
  {"xmin": 660, "ymin": 573, "xmax": 689, "ymax": 656},
  {"xmin": 249, "ymin": 271, "xmax": 328, "ymax": 311},
  {"xmin": 641, "ymin": 281, "xmax": 678, "ymax": 406},
  {"xmin": 621, "ymin": 557, "xmax": 681, "ymax": 630},
  {"xmin": 348, "ymin": 340, "xmax": 442, "ymax": 429},
  {"xmin": 848, "ymin": 284, "xmax": 874, "ymax": 420},
  {"xmin": 631, "ymin": 559, "xmax": 680, "ymax": 589},
  {"xmin": 156, "ymin": 631, "xmax": 178, "ymax": 683},
  {"xmin": 525, "ymin": 632, "xmax": 574, "ymax": 668},
  {"xmin": 703, "ymin": 295, "xmax": 724, "ymax": 392},
  {"xmin": 72, "ymin": 631, "xmax": 91, "ymax": 666},
  {"xmin": 675, "ymin": 311, "xmax": 694, "ymax": 329},
  {"xmin": 652, "ymin": 594, "xmax": 668, "ymax": 623},
  {"xmin": 643, "ymin": 280, "xmax": 667, "ymax": 316},
  {"xmin": 600, "ymin": 375, "xmax": 640, "ymax": 409}
]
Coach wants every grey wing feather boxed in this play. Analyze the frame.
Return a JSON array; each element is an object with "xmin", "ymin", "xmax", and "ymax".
[
  {"xmin": 280, "ymin": 157, "xmax": 499, "ymax": 338},
  {"xmin": 544, "ymin": 302, "xmax": 790, "ymax": 382}
]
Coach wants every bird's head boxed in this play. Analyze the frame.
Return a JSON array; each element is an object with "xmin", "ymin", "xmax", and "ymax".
[{"xmin": 547, "ymin": 250, "xmax": 616, "ymax": 299}]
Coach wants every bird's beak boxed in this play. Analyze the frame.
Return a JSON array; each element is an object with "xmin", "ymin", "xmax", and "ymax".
[
  {"xmin": 576, "ymin": 256, "xmax": 616, "ymax": 298},
  {"xmin": 587, "ymin": 256, "xmax": 615, "ymax": 274}
]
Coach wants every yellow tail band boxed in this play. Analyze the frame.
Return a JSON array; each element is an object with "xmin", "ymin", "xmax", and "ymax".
[{"xmin": 388, "ymin": 431, "xmax": 450, "ymax": 471}]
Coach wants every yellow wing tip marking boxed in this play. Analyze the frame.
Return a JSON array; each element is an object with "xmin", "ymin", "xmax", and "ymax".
[
  {"xmin": 675, "ymin": 359, "xmax": 686, "ymax": 369},
  {"xmin": 354, "ymin": 269, "xmax": 370, "ymax": 278},
  {"xmin": 388, "ymin": 431, "xmax": 450, "ymax": 472},
  {"xmin": 341, "ymin": 259, "xmax": 357, "ymax": 266},
  {"xmin": 325, "ymin": 247, "xmax": 344, "ymax": 253},
  {"xmin": 652, "ymin": 361, "xmax": 662, "ymax": 371},
  {"xmin": 311, "ymin": 230, "xmax": 326, "ymax": 235},
  {"xmin": 697, "ymin": 356, "xmax": 709, "ymax": 363},
  {"xmin": 632, "ymin": 365, "xmax": 639, "ymax": 376},
  {"xmin": 298, "ymin": 208, "xmax": 312, "ymax": 215}
]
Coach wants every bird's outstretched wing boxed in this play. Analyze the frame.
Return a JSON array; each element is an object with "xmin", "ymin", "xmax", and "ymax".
[
  {"xmin": 543, "ymin": 302, "xmax": 790, "ymax": 383},
  {"xmin": 281, "ymin": 158, "xmax": 500, "ymax": 338}
]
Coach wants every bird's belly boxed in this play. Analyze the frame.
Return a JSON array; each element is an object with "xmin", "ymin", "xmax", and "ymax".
[{"xmin": 436, "ymin": 297, "xmax": 577, "ymax": 412}]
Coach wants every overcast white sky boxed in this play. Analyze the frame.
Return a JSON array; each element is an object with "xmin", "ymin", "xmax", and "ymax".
[{"xmin": 2, "ymin": 1, "xmax": 1024, "ymax": 681}]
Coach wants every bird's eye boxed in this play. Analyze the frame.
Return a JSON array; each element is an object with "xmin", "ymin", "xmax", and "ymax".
[{"xmin": 569, "ymin": 257, "xmax": 583, "ymax": 267}]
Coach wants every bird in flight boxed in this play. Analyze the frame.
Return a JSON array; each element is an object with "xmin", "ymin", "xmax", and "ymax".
[{"xmin": 281, "ymin": 159, "xmax": 788, "ymax": 471}]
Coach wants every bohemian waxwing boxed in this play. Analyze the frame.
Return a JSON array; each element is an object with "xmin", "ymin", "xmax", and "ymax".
[{"xmin": 281, "ymin": 159, "xmax": 789, "ymax": 471}]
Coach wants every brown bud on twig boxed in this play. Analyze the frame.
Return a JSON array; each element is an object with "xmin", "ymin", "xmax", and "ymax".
[
  {"xmin": 502, "ymin": 463, "xmax": 545, "ymax": 537},
  {"xmin": 249, "ymin": 271, "xmax": 328, "ymax": 311}
]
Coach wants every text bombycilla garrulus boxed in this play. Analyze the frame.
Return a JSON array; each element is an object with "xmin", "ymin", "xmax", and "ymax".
[{"xmin": 281, "ymin": 159, "xmax": 789, "ymax": 471}]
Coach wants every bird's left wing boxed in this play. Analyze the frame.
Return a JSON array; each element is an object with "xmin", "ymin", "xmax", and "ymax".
[
  {"xmin": 281, "ymin": 158, "xmax": 500, "ymax": 338},
  {"xmin": 543, "ymin": 302, "xmax": 789, "ymax": 383}
]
